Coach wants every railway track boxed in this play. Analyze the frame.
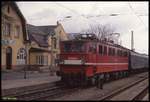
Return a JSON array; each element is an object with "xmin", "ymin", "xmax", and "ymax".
[
  {"xmin": 2, "ymin": 81, "xmax": 64, "ymax": 100},
  {"xmin": 2, "ymin": 72, "xmax": 148, "ymax": 101},
  {"xmin": 97, "ymin": 74, "xmax": 148, "ymax": 101},
  {"xmin": 3, "ymin": 81, "xmax": 79, "ymax": 100}
]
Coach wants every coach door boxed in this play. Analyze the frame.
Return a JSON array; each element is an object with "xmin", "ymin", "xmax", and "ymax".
[{"xmin": 6, "ymin": 47, "xmax": 12, "ymax": 70}]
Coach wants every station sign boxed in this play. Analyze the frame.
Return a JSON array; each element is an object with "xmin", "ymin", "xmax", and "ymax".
[{"xmin": 2, "ymin": 39, "xmax": 16, "ymax": 44}]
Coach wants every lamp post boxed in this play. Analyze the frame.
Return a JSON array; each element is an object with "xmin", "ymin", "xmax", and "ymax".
[
  {"xmin": 50, "ymin": 33, "xmax": 55, "ymax": 76},
  {"xmin": 56, "ymin": 16, "xmax": 72, "ymax": 69},
  {"xmin": 24, "ymin": 41, "xmax": 29, "ymax": 79}
]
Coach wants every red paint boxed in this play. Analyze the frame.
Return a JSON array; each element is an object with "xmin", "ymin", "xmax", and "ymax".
[{"xmin": 60, "ymin": 41, "xmax": 129, "ymax": 78}]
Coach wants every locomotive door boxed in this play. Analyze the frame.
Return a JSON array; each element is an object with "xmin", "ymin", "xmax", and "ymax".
[
  {"xmin": 6, "ymin": 47, "xmax": 12, "ymax": 70},
  {"xmin": 88, "ymin": 42, "xmax": 97, "ymax": 74}
]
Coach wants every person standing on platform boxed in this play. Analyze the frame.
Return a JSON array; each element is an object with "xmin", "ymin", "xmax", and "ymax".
[
  {"xmin": 99, "ymin": 74, "xmax": 104, "ymax": 89},
  {"xmin": 49, "ymin": 65, "xmax": 53, "ymax": 76}
]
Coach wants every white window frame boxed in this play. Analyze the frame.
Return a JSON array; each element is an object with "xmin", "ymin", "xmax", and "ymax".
[
  {"xmin": 5, "ymin": 23, "xmax": 10, "ymax": 36},
  {"xmin": 44, "ymin": 56, "xmax": 48, "ymax": 65},
  {"xmin": 15, "ymin": 26, "xmax": 19, "ymax": 37},
  {"xmin": 17, "ymin": 48, "xmax": 26, "ymax": 65}
]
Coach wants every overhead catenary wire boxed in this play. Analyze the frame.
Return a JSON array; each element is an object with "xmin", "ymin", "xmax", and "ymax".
[{"xmin": 128, "ymin": 2, "xmax": 148, "ymax": 30}]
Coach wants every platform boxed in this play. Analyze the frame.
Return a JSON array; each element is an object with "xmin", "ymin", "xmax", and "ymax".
[{"xmin": 2, "ymin": 71, "xmax": 60, "ymax": 90}]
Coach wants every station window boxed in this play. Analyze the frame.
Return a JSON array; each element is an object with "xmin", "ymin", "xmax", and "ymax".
[
  {"xmin": 99, "ymin": 45, "xmax": 103, "ymax": 55},
  {"xmin": 104, "ymin": 46, "xmax": 107, "ymax": 56},
  {"xmin": 5, "ymin": 23, "xmax": 10, "ymax": 36},
  {"xmin": 43, "ymin": 56, "xmax": 48, "ymax": 65},
  {"xmin": 15, "ymin": 26, "xmax": 19, "ymax": 37},
  {"xmin": 17, "ymin": 48, "xmax": 26, "ymax": 64},
  {"xmin": 36, "ymin": 56, "xmax": 42, "ymax": 65}
]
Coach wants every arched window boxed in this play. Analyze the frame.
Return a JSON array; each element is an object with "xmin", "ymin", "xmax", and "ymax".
[{"xmin": 17, "ymin": 48, "xmax": 26, "ymax": 64}]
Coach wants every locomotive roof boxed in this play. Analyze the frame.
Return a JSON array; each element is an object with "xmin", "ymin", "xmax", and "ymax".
[
  {"xmin": 61, "ymin": 40, "xmax": 130, "ymax": 51},
  {"xmin": 61, "ymin": 40, "xmax": 148, "ymax": 57}
]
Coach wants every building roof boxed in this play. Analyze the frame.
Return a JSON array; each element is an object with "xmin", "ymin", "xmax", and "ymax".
[
  {"xmin": 29, "ymin": 47, "xmax": 56, "ymax": 53},
  {"xmin": 36, "ymin": 25, "xmax": 57, "ymax": 35},
  {"xmin": 27, "ymin": 24, "xmax": 57, "ymax": 47},
  {"xmin": 2, "ymin": 2, "xmax": 28, "ymax": 42}
]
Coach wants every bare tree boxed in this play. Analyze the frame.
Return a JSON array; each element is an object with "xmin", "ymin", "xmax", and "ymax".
[{"xmin": 80, "ymin": 24, "xmax": 116, "ymax": 40}]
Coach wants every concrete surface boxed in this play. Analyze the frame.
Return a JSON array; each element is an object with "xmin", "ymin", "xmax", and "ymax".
[{"xmin": 2, "ymin": 71, "xmax": 61, "ymax": 89}]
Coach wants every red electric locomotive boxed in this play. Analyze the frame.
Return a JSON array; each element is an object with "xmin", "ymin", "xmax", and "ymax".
[{"xmin": 57, "ymin": 34, "xmax": 129, "ymax": 86}]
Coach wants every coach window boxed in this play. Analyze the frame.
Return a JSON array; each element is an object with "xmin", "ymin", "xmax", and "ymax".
[
  {"xmin": 104, "ymin": 46, "xmax": 107, "ymax": 56},
  {"xmin": 99, "ymin": 45, "xmax": 103, "ymax": 55}
]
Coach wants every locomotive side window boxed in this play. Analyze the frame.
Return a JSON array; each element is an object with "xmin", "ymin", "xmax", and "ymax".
[
  {"xmin": 120, "ymin": 50, "xmax": 122, "ymax": 57},
  {"xmin": 104, "ymin": 46, "xmax": 107, "ymax": 56},
  {"xmin": 124, "ymin": 51, "xmax": 127, "ymax": 57},
  {"xmin": 115, "ymin": 49, "xmax": 117, "ymax": 56},
  {"xmin": 99, "ymin": 45, "xmax": 103, "ymax": 55},
  {"xmin": 63, "ymin": 43, "xmax": 72, "ymax": 52},
  {"xmin": 89, "ymin": 43, "xmax": 93, "ymax": 52},
  {"xmin": 112, "ymin": 48, "xmax": 115, "ymax": 56},
  {"xmin": 117, "ymin": 49, "xmax": 121, "ymax": 57},
  {"xmin": 74, "ymin": 43, "xmax": 85, "ymax": 52},
  {"xmin": 93, "ymin": 44, "xmax": 96, "ymax": 53},
  {"xmin": 109, "ymin": 47, "xmax": 112, "ymax": 56}
]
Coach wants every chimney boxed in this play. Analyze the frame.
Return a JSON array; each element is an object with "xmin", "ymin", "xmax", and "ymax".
[
  {"xmin": 57, "ymin": 21, "xmax": 59, "ymax": 25},
  {"xmin": 131, "ymin": 30, "xmax": 134, "ymax": 51}
]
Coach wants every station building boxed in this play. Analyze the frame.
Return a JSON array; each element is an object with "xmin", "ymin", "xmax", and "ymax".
[
  {"xmin": 1, "ymin": 2, "xmax": 68, "ymax": 71},
  {"xmin": 27, "ymin": 23, "xmax": 68, "ymax": 71},
  {"xmin": 1, "ymin": 2, "xmax": 29, "ymax": 71}
]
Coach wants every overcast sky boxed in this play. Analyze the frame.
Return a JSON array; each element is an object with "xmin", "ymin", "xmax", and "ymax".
[{"xmin": 16, "ymin": 1, "xmax": 148, "ymax": 54}]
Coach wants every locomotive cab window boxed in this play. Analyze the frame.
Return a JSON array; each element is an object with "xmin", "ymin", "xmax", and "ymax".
[
  {"xmin": 74, "ymin": 43, "xmax": 85, "ymax": 53},
  {"xmin": 62, "ymin": 43, "xmax": 72, "ymax": 52}
]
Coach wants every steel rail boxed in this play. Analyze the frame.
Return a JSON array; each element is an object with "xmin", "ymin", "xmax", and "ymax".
[{"xmin": 97, "ymin": 75, "xmax": 148, "ymax": 100}]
